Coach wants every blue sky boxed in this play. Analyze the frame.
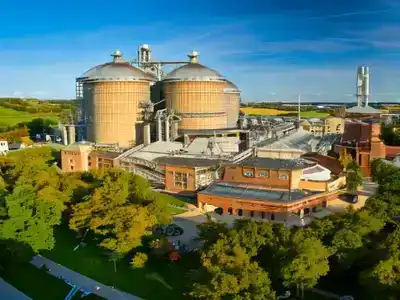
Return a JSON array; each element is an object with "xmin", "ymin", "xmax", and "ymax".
[{"xmin": 1, "ymin": 0, "xmax": 400, "ymax": 102}]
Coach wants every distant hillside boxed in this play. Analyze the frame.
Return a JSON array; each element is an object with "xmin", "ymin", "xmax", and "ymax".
[{"xmin": 0, "ymin": 98, "xmax": 76, "ymax": 131}]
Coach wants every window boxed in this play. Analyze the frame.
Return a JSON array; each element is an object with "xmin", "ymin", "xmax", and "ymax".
[
  {"xmin": 88, "ymin": 162, "xmax": 91, "ymax": 167},
  {"xmin": 70, "ymin": 166, "xmax": 74, "ymax": 171},
  {"xmin": 174, "ymin": 172, "xmax": 188, "ymax": 189},
  {"xmin": 244, "ymin": 171, "xmax": 253, "ymax": 177},
  {"xmin": 258, "ymin": 170, "xmax": 268, "ymax": 177},
  {"xmin": 279, "ymin": 174, "xmax": 288, "ymax": 180},
  {"xmin": 243, "ymin": 168, "xmax": 254, "ymax": 177},
  {"xmin": 69, "ymin": 159, "xmax": 74, "ymax": 164}
]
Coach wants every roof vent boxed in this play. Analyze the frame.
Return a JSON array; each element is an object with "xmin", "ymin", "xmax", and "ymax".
[
  {"xmin": 187, "ymin": 50, "xmax": 199, "ymax": 63},
  {"xmin": 111, "ymin": 49, "xmax": 123, "ymax": 63}
]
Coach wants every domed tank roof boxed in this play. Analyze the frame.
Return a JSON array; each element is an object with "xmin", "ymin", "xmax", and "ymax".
[
  {"xmin": 224, "ymin": 80, "xmax": 240, "ymax": 93},
  {"xmin": 78, "ymin": 50, "xmax": 157, "ymax": 83},
  {"xmin": 164, "ymin": 51, "xmax": 225, "ymax": 82}
]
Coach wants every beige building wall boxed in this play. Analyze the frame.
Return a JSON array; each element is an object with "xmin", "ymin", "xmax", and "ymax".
[
  {"xmin": 256, "ymin": 148, "xmax": 304, "ymax": 159},
  {"xmin": 61, "ymin": 145, "xmax": 92, "ymax": 172},
  {"xmin": 164, "ymin": 81, "xmax": 227, "ymax": 131},
  {"xmin": 84, "ymin": 81, "xmax": 150, "ymax": 148},
  {"xmin": 290, "ymin": 169, "xmax": 303, "ymax": 190},
  {"xmin": 324, "ymin": 117, "xmax": 344, "ymax": 134},
  {"xmin": 223, "ymin": 91, "xmax": 240, "ymax": 128}
]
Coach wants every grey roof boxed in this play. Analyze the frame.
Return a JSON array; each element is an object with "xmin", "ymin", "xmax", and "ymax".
[
  {"xmin": 240, "ymin": 157, "xmax": 316, "ymax": 170},
  {"xmin": 78, "ymin": 62, "xmax": 156, "ymax": 82},
  {"xmin": 90, "ymin": 151, "xmax": 120, "ymax": 159},
  {"xmin": 0, "ymin": 278, "xmax": 32, "ymax": 300},
  {"xmin": 224, "ymin": 80, "xmax": 240, "ymax": 93},
  {"xmin": 8, "ymin": 143, "xmax": 24, "ymax": 149},
  {"xmin": 346, "ymin": 105, "xmax": 381, "ymax": 114},
  {"xmin": 155, "ymin": 156, "xmax": 221, "ymax": 167},
  {"xmin": 199, "ymin": 181, "xmax": 316, "ymax": 203},
  {"xmin": 164, "ymin": 63, "xmax": 225, "ymax": 82}
]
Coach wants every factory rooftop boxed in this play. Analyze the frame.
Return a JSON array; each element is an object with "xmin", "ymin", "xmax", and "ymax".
[
  {"xmin": 257, "ymin": 129, "xmax": 318, "ymax": 153},
  {"xmin": 199, "ymin": 181, "xmax": 317, "ymax": 203},
  {"xmin": 122, "ymin": 138, "xmax": 240, "ymax": 162},
  {"xmin": 240, "ymin": 157, "xmax": 316, "ymax": 170},
  {"xmin": 346, "ymin": 105, "xmax": 381, "ymax": 114},
  {"xmin": 301, "ymin": 153, "xmax": 343, "ymax": 175},
  {"xmin": 155, "ymin": 156, "xmax": 221, "ymax": 167}
]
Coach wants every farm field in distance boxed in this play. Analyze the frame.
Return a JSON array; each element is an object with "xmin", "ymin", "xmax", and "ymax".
[
  {"xmin": 241, "ymin": 107, "xmax": 330, "ymax": 117},
  {"xmin": 0, "ymin": 106, "xmax": 59, "ymax": 127}
]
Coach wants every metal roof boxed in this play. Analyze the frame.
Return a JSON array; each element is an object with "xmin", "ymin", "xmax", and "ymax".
[
  {"xmin": 78, "ymin": 62, "xmax": 157, "ymax": 83},
  {"xmin": 155, "ymin": 156, "xmax": 221, "ymax": 167},
  {"xmin": 199, "ymin": 181, "xmax": 315, "ymax": 203},
  {"xmin": 0, "ymin": 278, "xmax": 32, "ymax": 300},
  {"xmin": 224, "ymin": 80, "xmax": 240, "ymax": 93},
  {"xmin": 164, "ymin": 63, "xmax": 225, "ymax": 82},
  {"xmin": 240, "ymin": 157, "xmax": 316, "ymax": 170},
  {"xmin": 346, "ymin": 105, "xmax": 381, "ymax": 114}
]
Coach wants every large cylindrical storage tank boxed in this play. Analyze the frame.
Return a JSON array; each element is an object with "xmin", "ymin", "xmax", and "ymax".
[
  {"xmin": 224, "ymin": 80, "xmax": 241, "ymax": 128},
  {"xmin": 163, "ymin": 51, "xmax": 227, "ymax": 134},
  {"xmin": 76, "ymin": 50, "xmax": 156, "ymax": 148}
]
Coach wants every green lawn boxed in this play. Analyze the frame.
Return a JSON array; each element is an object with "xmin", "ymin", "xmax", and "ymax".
[
  {"xmin": 1, "ymin": 263, "xmax": 102, "ymax": 300},
  {"xmin": 167, "ymin": 206, "xmax": 187, "ymax": 215},
  {"xmin": 42, "ymin": 226, "xmax": 200, "ymax": 300},
  {"xmin": 0, "ymin": 106, "xmax": 59, "ymax": 127},
  {"xmin": 300, "ymin": 111, "xmax": 330, "ymax": 117}
]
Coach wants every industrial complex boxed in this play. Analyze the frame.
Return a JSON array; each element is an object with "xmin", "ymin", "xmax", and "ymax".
[{"xmin": 55, "ymin": 45, "xmax": 400, "ymax": 225}]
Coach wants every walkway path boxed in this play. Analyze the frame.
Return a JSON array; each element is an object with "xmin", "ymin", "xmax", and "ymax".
[{"xmin": 30, "ymin": 255, "xmax": 142, "ymax": 300}]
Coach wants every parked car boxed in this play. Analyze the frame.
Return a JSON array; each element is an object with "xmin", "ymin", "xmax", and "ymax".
[{"xmin": 155, "ymin": 224, "xmax": 184, "ymax": 236}]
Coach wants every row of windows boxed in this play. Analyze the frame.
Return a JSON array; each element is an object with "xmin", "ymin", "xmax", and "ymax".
[{"xmin": 243, "ymin": 170, "xmax": 288, "ymax": 180}]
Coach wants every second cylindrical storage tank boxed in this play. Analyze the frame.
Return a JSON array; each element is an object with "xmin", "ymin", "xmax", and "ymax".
[
  {"xmin": 77, "ymin": 50, "xmax": 156, "ymax": 148},
  {"xmin": 163, "ymin": 51, "xmax": 227, "ymax": 133},
  {"xmin": 224, "ymin": 80, "xmax": 241, "ymax": 128}
]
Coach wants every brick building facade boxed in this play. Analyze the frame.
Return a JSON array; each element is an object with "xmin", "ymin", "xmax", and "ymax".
[
  {"xmin": 198, "ymin": 157, "xmax": 344, "ymax": 221},
  {"xmin": 333, "ymin": 122, "xmax": 400, "ymax": 175}
]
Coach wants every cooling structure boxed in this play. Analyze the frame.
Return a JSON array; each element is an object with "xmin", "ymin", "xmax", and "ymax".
[
  {"xmin": 76, "ymin": 50, "xmax": 156, "ymax": 148},
  {"xmin": 163, "ymin": 51, "xmax": 228, "ymax": 134}
]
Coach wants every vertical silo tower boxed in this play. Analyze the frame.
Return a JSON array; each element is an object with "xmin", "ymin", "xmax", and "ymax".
[
  {"xmin": 76, "ymin": 50, "xmax": 156, "ymax": 148},
  {"xmin": 163, "ymin": 51, "xmax": 227, "ymax": 134},
  {"xmin": 223, "ymin": 80, "xmax": 241, "ymax": 128}
]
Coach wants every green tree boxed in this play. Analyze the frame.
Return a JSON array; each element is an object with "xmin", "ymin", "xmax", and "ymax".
[
  {"xmin": 0, "ymin": 185, "xmax": 64, "ymax": 252},
  {"xmin": 281, "ymin": 231, "xmax": 330, "ymax": 298},
  {"xmin": 339, "ymin": 148, "xmax": 353, "ymax": 170},
  {"xmin": 69, "ymin": 169, "xmax": 165, "ymax": 255},
  {"xmin": 131, "ymin": 252, "xmax": 148, "ymax": 269},
  {"xmin": 189, "ymin": 237, "xmax": 275, "ymax": 300},
  {"xmin": 346, "ymin": 161, "xmax": 363, "ymax": 194}
]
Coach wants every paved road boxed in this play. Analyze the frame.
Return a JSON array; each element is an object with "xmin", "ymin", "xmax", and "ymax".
[
  {"xmin": 30, "ymin": 255, "xmax": 141, "ymax": 300},
  {"xmin": 0, "ymin": 278, "xmax": 32, "ymax": 300}
]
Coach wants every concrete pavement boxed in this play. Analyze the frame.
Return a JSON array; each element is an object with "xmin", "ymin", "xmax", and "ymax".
[{"xmin": 30, "ymin": 255, "xmax": 141, "ymax": 300}]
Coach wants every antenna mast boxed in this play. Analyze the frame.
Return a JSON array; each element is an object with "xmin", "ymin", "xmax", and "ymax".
[{"xmin": 297, "ymin": 94, "xmax": 301, "ymax": 122}]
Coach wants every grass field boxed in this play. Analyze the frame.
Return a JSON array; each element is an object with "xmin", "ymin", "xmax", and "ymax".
[
  {"xmin": 42, "ymin": 226, "xmax": 200, "ymax": 300},
  {"xmin": 1, "ymin": 262, "xmax": 102, "ymax": 300},
  {"xmin": 0, "ymin": 106, "xmax": 59, "ymax": 127},
  {"xmin": 241, "ymin": 107, "xmax": 329, "ymax": 117}
]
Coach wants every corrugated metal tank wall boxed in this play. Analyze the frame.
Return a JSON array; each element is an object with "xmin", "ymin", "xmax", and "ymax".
[
  {"xmin": 84, "ymin": 81, "xmax": 150, "ymax": 147},
  {"xmin": 224, "ymin": 88, "xmax": 240, "ymax": 128},
  {"xmin": 164, "ymin": 81, "xmax": 227, "ymax": 131}
]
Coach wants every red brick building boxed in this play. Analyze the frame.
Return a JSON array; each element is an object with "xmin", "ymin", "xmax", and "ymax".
[
  {"xmin": 333, "ymin": 122, "xmax": 400, "ymax": 175},
  {"xmin": 61, "ymin": 142, "xmax": 120, "ymax": 172},
  {"xmin": 198, "ymin": 157, "xmax": 344, "ymax": 222},
  {"xmin": 155, "ymin": 157, "xmax": 220, "ymax": 193}
]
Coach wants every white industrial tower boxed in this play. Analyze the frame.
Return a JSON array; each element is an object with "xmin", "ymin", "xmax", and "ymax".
[{"xmin": 356, "ymin": 65, "xmax": 370, "ymax": 107}]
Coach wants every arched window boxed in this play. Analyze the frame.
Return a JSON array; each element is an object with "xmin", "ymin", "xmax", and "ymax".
[
  {"xmin": 228, "ymin": 207, "xmax": 233, "ymax": 215},
  {"xmin": 237, "ymin": 209, "xmax": 243, "ymax": 216},
  {"xmin": 215, "ymin": 207, "xmax": 223, "ymax": 215}
]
